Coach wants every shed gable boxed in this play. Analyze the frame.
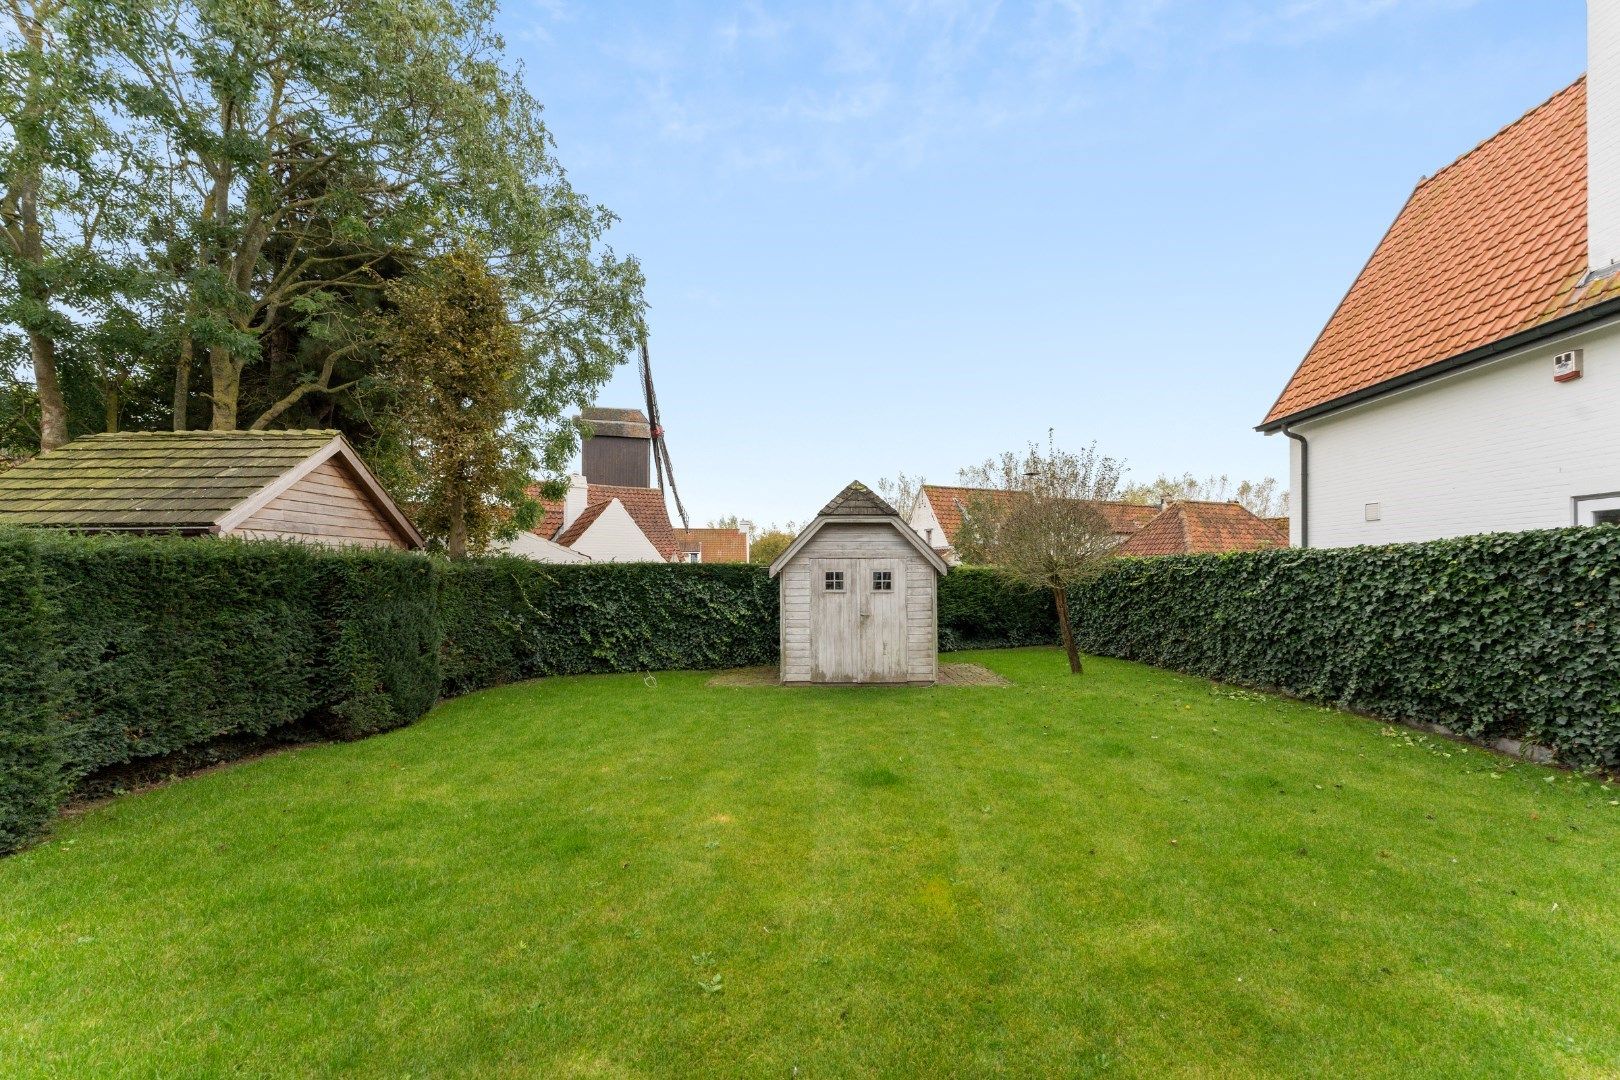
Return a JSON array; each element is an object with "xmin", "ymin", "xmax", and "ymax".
[{"xmin": 233, "ymin": 458, "xmax": 407, "ymax": 548}]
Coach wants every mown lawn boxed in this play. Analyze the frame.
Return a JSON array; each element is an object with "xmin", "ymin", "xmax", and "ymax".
[{"xmin": 2, "ymin": 649, "xmax": 1618, "ymax": 1078}]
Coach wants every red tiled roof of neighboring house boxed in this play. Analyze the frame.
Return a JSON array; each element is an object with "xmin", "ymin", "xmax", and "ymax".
[
  {"xmin": 1265, "ymin": 515, "xmax": 1289, "ymax": 537},
  {"xmin": 1264, "ymin": 78, "xmax": 1620, "ymax": 427},
  {"xmin": 918, "ymin": 485, "xmax": 1159, "ymax": 547},
  {"xmin": 526, "ymin": 481, "xmax": 678, "ymax": 560},
  {"xmin": 552, "ymin": 498, "xmax": 614, "ymax": 547},
  {"xmin": 1116, "ymin": 501, "xmax": 1288, "ymax": 557},
  {"xmin": 673, "ymin": 527, "xmax": 748, "ymax": 563}
]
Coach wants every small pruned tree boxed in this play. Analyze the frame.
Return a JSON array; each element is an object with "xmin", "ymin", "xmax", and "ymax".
[
  {"xmin": 955, "ymin": 439, "xmax": 1127, "ymax": 675},
  {"xmin": 378, "ymin": 245, "xmax": 536, "ymax": 558}
]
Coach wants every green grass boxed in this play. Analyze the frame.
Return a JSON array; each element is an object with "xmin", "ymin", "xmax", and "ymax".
[{"xmin": 3, "ymin": 649, "xmax": 1619, "ymax": 1078}]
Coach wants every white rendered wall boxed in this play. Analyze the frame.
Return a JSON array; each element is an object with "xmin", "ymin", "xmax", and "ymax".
[
  {"xmin": 568, "ymin": 500, "xmax": 667, "ymax": 562},
  {"xmin": 1286, "ymin": 320, "xmax": 1620, "ymax": 548},
  {"xmin": 1591, "ymin": 0, "xmax": 1620, "ymax": 270}
]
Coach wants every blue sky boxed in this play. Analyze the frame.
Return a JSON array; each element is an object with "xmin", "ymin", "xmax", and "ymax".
[{"xmin": 498, "ymin": 0, "xmax": 1587, "ymax": 528}]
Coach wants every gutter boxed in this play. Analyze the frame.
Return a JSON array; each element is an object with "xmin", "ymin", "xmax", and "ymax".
[
  {"xmin": 1281, "ymin": 427, "xmax": 1308, "ymax": 548},
  {"xmin": 1256, "ymin": 295, "xmax": 1620, "ymax": 433}
]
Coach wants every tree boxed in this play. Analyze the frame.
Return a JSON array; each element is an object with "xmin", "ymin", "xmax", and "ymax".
[
  {"xmin": 874, "ymin": 471, "xmax": 925, "ymax": 517},
  {"xmin": 1, "ymin": 0, "xmax": 152, "ymax": 449},
  {"xmin": 748, "ymin": 528, "xmax": 796, "ymax": 566},
  {"xmin": 377, "ymin": 246, "xmax": 534, "ymax": 558},
  {"xmin": 1120, "ymin": 472, "xmax": 1288, "ymax": 517},
  {"xmin": 955, "ymin": 440, "xmax": 1127, "ymax": 675}
]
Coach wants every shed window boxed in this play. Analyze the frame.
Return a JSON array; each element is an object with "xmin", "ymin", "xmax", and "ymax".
[
  {"xmin": 824, "ymin": 570, "xmax": 845, "ymax": 591},
  {"xmin": 871, "ymin": 570, "xmax": 893, "ymax": 591}
]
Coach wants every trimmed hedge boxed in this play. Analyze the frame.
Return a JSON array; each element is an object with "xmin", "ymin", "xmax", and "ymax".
[
  {"xmin": 438, "ymin": 559, "xmax": 778, "ymax": 695},
  {"xmin": 1069, "ymin": 527, "xmax": 1620, "ymax": 769},
  {"xmin": 937, "ymin": 566, "xmax": 1058, "ymax": 652},
  {"xmin": 0, "ymin": 535, "xmax": 64, "ymax": 851}
]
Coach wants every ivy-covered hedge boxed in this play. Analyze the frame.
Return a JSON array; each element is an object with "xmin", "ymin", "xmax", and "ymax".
[
  {"xmin": 937, "ymin": 566, "xmax": 1057, "ymax": 652},
  {"xmin": 1068, "ymin": 527, "xmax": 1620, "ymax": 769},
  {"xmin": 439, "ymin": 559, "xmax": 778, "ymax": 695}
]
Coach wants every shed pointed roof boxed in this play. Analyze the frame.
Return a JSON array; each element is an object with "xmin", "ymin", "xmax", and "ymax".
[{"xmin": 819, "ymin": 481, "xmax": 898, "ymax": 518}]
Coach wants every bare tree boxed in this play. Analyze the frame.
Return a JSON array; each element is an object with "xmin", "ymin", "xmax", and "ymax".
[
  {"xmin": 956, "ymin": 439, "xmax": 1126, "ymax": 675},
  {"xmin": 874, "ymin": 471, "xmax": 926, "ymax": 517},
  {"xmin": 1120, "ymin": 472, "xmax": 1288, "ymax": 517}
]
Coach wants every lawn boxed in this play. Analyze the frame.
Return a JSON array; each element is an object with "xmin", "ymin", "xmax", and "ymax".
[{"xmin": 3, "ymin": 649, "xmax": 1618, "ymax": 1078}]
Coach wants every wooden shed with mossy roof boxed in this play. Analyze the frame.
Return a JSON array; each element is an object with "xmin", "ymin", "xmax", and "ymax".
[
  {"xmin": 770, "ymin": 481, "xmax": 948, "ymax": 686},
  {"xmin": 0, "ymin": 430, "xmax": 422, "ymax": 550}
]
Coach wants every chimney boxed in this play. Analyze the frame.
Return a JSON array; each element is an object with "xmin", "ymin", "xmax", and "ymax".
[
  {"xmin": 561, "ymin": 473, "xmax": 589, "ymax": 530},
  {"xmin": 1590, "ymin": 0, "xmax": 1620, "ymax": 274}
]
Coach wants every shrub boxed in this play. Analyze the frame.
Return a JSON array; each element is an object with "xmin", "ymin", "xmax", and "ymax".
[
  {"xmin": 0, "ymin": 533, "xmax": 65, "ymax": 851},
  {"xmin": 937, "ymin": 566, "xmax": 1057, "ymax": 652},
  {"xmin": 1068, "ymin": 527, "xmax": 1620, "ymax": 769},
  {"xmin": 439, "ymin": 559, "xmax": 778, "ymax": 694}
]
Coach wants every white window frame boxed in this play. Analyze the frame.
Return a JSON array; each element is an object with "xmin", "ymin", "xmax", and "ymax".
[
  {"xmin": 824, "ymin": 570, "xmax": 845, "ymax": 591},
  {"xmin": 1573, "ymin": 491, "xmax": 1620, "ymax": 526}
]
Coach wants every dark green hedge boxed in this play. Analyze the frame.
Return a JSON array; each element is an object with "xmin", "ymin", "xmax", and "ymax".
[
  {"xmin": 1068, "ymin": 527, "xmax": 1620, "ymax": 769},
  {"xmin": 0, "ymin": 534, "xmax": 64, "ymax": 851},
  {"xmin": 439, "ymin": 559, "xmax": 778, "ymax": 695},
  {"xmin": 937, "ymin": 566, "xmax": 1058, "ymax": 652}
]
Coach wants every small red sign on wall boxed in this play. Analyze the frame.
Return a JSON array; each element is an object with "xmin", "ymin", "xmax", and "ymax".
[{"xmin": 1553, "ymin": 349, "xmax": 1583, "ymax": 382}]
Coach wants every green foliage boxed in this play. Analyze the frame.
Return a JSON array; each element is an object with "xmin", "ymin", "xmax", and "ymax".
[
  {"xmin": 1067, "ymin": 527, "xmax": 1620, "ymax": 769},
  {"xmin": 937, "ymin": 566, "xmax": 1058, "ymax": 652},
  {"xmin": 0, "ymin": 530, "xmax": 443, "ymax": 851},
  {"xmin": 379, "ymin": 247, "xmax": 534, "ymax": 556},
  {"xmin": 439, "ymin": 559, "xmax": 778, "ymax": 695},
  {"xmin": 747, "ymin": 530, "xmax": 794, "ymax": 566},
  {"xmin": 0, "ymin": 533, "xmax": 64, "ymax": 851}
]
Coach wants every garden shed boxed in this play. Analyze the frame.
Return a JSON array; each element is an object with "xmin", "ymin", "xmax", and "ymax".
[{"xmin": 770, "ymin": 481, "xmax": 948, "ymax": 685}]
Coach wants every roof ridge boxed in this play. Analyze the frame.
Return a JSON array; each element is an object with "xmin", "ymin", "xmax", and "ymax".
[{"xmin": 1417, "ymin": 75, "xmax": 1583, "ymax": 191}]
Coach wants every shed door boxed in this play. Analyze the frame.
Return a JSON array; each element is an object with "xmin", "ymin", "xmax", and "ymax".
[
  {"xmin": 810, "ymin": 559, "xmax": 860, "ymax": 682},
  {"xmin": 860, "ymin": 558, "xmax": 907, "ymax": 682}
]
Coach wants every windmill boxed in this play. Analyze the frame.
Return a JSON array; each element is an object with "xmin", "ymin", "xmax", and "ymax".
[{"xmin": 638, "ymin": 331, "xmax": 689, "ymax": 531}]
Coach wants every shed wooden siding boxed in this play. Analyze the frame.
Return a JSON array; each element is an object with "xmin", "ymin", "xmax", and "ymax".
[
  {"xmin": 233, "ymin": 458, "xmax": 408, "ymax": 549},
  {"xmin": 778, "ymin": 521, "xmax": 938, "ymax": 685}
]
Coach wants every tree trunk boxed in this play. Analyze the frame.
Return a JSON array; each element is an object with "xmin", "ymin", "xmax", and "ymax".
[
  {"xmin": 447, "ymin": 488, "xmax": 468, "ymax": 559},
  {"xmin": 208, "ymin": 345, "xmax": 240, "ymax": 430},
  {"xmin": 1052, "ymin": 585, "xmax": 1083, "ymax": 675},
  {"xmin": 173, "ymin": 335, "xmax": 192, "ymax": 430},
  {"xmin": 28, "ymin": 329, "xmax": 69, "ymax": 450}
]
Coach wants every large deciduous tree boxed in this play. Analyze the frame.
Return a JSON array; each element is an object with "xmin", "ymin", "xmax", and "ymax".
[
  {"xmin": 378, "ymin": 246, "xmax": 535, "ymax": 558},
  {"xmin": 955, "ymin": 440, "xmax": 1127, "ymax": 675}
]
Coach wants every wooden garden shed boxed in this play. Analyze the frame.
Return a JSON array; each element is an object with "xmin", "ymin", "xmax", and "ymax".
[
  {"xmin": 770, "ymin": 481, "xmax": 948, "ymax": 685},
  {"xmin": 0, "ymin": 430, "xmax": 422, "ymax": 549}
]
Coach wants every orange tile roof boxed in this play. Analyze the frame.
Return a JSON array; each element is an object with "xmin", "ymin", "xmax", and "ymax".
[
  {"xmin": 527, "ymin": 482, "xmax": 678, "ymax": 560},
  {"xmin": 672, "ymin": 527, "xmax": 749, "ymax": 563},
  {"xmin": 552, "ymin": 498, "xmax": 613, "ymax": 547},
  {"xmin": 919, "ymin": 485, "xmax": 1159, "ymax": 547},
  {"xmin": 1263, "ymin": 77, "xmax": 1620, "ymax": 428},
  {"xmin": 1116, "ymin": 501, "xmax": 1287, "ymax": 557}
]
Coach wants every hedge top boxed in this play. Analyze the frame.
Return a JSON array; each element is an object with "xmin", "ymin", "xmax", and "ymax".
[{"xmin": 0, "ymin": 431, "xmax": 422, "ymax": 546}]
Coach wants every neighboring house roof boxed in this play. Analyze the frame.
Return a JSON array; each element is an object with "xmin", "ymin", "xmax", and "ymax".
[
  {"xmin": 553, "ymin": 498, "xmax": 615, "ymax": 547},
  {"xmin": 673, "ymin": 527, "xmax": 748, "ymax": 562},
  {"xmin": 1262, "ymin": 77, "xmax": 1620, "ymax": 430},
  {"xmin": 496, "ymin": 531, "xmax": 591, "ymax": 563},
  {"xmin": 1265, "ymin": 515, "xmax": 1289, "ymax": 537},
  {"xmin": 0, "ymin": 430, "xmax": 422, "ymax": 545},
  {"xmin": 1116, "ymin": 501, "xmax": 1287, "ymax": 557},
  {"xmin": 529, "ymin": 480, "xmax": 678, "ymax": 560},
  {"xmin": 917, "ymin": 485, "xmax": 1159, "ymax": 548}
]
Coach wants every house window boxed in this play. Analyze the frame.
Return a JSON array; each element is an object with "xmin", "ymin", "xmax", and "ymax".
[
  {"xmin": 824, "ymin": 570, "xmax": 845, "ymax": 591},
  {"xmin": 1364, "ymin": 502, "xmax": 1382, "ymax": 522},
  {"xmin": 871, "ymin": 570, "xmax": 893, "ymax": 591},
  {"xmin": 1575, "ymin": 492, "xmax": 1620, "ymax": 526},
  {"xmin": 683, "ymin": 551, "xmax": 701, "ymax": 563}
]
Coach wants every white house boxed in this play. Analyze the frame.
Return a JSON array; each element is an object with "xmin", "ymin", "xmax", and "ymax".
[{"xmin": 1260, "ymin": 2, "xmax": 1620, "ymax": 547}]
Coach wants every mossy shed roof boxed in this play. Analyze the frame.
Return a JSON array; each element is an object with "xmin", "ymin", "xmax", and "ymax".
[{"xmin": 0, "ymin": 430, "xmax": 346, "ymax": 530}]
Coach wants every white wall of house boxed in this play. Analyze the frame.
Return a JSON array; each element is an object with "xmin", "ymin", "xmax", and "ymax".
[
  {"xmin": 497, "ymin": 531, "xmax": 591, "ymax": 563},
  {"xmin": 567, "ymin": 499, "xmax": 666, "ymax": 562},
  {"xmin": 905, "ymin": 494, "xmax": 956, "ymax": 562},
  {"xmin": 1285, "ymin": 319, "xmax": 1620, "ymax": 548}
]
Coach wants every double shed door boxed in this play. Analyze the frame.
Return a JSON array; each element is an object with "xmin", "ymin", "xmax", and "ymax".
[{"xmin": 810, "ymin": 557, "xmax": 907, "ymax": 683}]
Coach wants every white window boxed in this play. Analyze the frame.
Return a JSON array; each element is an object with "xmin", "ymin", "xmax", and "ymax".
[
  {"xmin": 1363, "ymin": 502, "xmax": 1382, "ymax": 522},
  {"xmin": 824, "ymin": 570, "xmax": 845, "ymax": 591},
  {"xmin": 1573, "ymin": 492, "xmax": 1620, "ymax": 526},
  {"xmin": 683, "ymin": 551, "xmax": 701, "ymax": 563},
  {"xmin": 871, "ymin": 569, "xmax": 893, "ymax": 591}
]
